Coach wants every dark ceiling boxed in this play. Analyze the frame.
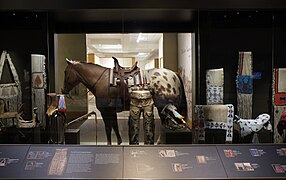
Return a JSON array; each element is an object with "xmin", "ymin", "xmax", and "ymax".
[
  {"xmin": 50, "ymin": 9, "xmax": 197, "ymax": 33},
  {"xmin": 1, "ymin": 0, "xmax": 285, "ymax": 33},
  {"xmin": 0, "ymin": 0, "xmax": 286, "ymax": 10},
  {"xmin": 52, "ymin": 10, "xmax": 195, "ymax": 23}
]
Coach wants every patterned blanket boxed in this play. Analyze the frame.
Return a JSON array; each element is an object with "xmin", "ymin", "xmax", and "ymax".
[
  {"xmin": 206, "ymin": 68, "xmax": 224, "ymax": 104},
  {"xmin": 194, "ymin": 104, "xmax": 234, "ymax": 142}
]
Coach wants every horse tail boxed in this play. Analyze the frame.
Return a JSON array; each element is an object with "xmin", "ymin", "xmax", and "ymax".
[{"xmin": 176, "ymin": 73, "xmax": 188, "ymax": 117}]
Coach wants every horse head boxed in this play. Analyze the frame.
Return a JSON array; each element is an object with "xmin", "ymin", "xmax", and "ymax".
[{"xmin": 62, "ymin": 58, "xmax": 80, "ymax": 95}]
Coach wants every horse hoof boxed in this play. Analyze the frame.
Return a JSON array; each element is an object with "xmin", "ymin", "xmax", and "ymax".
[{"xmin": 117, "ymin": 138, "xmax": 123, "ymax": 145}]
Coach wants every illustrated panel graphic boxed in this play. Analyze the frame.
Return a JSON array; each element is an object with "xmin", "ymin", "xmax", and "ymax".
[
  {"xmin": 20, "ymin": 145, "xmax": 123, "ymax": 179},
  {"xmin": 217, "ymin": 145, "xmax": 286, "ymax": 178},
  {"xmin": 124, "ymin": 146, "xmax": 227, "ymax": 179}
]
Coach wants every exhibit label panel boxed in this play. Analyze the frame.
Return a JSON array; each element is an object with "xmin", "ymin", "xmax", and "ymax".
[
  {"xmin": 124, "ymin": 146, "xmax": 227, "ymax": 179},
  {"xmin": 19, "ymin": 145, "xmax": 123, "ymax": 179},
  {"xmin": 217, "ymin": 144, "xmax": 286, "ymax": 178},
  {"xmin": 0, "ymin": 145, "xmax": 30, "ymax": 178}
]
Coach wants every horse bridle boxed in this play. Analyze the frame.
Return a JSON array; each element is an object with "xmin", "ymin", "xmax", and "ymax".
[
  {"xmin": 66, "ymin": 64, "xmax": 109, "ymax": 99},
  {"xmin": 86, "ymin": 68, "xmax": 108, "ymax": 95}
]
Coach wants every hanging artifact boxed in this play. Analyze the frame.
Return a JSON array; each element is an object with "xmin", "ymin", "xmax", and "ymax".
[
  {"xmin": 58, "ymin": 94, "xmax": 66, "ymax": 113},
  {"xmin": 206, "ymin": 68, "xmax": 224, "ymax": 105},
  {"xmin": 0, "ymin": 50, "xmax": 22, "ymax": 127},
  {"xmin": 273, "ymin": 68, "xmax": 286, "ymax": 143},
  {"xmin": 273, "ymin": 68, "xmax": 286, "ymax": 106},
  {"xmin": 236, "ymin": 51, "xmax": 253, "ymax": 119},
  {"xmin": 31, "ymin": 54, "xmax": 47, "ymax": 128},
  {"xmin": 46, "ymin": 93, "xmax": 66, "ymax": 144}
]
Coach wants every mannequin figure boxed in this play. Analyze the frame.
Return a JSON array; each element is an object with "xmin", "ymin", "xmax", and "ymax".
[{"xmin": 128, "ymin": 84, "xmax": 154, "ymax": 145}]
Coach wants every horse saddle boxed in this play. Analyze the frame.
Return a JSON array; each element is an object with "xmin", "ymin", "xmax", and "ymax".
[{"xmin": 110, "ymin": 57, "xmax": 140, "ymax": 86}]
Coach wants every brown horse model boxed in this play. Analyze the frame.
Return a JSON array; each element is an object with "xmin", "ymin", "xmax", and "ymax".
[{"xmin": 62, "ymin": 57, "xmax": 187, "ymax": 145}]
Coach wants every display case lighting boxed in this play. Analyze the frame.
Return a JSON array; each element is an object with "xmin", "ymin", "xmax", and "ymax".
[{"xmin": 136, "ymin": 33, "xmax": 142, "ymax": 43}]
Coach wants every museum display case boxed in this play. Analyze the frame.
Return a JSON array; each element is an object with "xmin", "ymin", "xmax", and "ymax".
[
  {"xmin": 0, "ymin": 7, "xmax": 286, "ymax": 145},
  {"xmin": 196, "ymin": 11, "xmax": 286, "ymax": 144}
]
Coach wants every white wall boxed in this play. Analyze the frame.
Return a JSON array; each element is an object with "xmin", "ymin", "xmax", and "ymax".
[
  {"xmin": 94, "ymin": 54, "xmax": 100, "ymax": 64},
  {"xmin": 54, "ymin": 33, "xmax": 87, "ymax": 119},
  {"xmin": 163, "ymin": 33, "xmax": 178, "ymax": 72},
  {"xmin": 178, "ymin": 33, "xmax": 193, "ymax": 124},
  {"xmin": 97, "ymin": 57, "xmax": 132, "ymax": 68},
  {"xmin": 144, "ymin": 59, "xmax": 155, "ymax": 70},
  {"xmin": 159, "ymin": 36, "xmax": 163, "ymax": 68}
]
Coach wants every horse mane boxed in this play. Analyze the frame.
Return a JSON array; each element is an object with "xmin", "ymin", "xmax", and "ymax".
[
  {"xmin": 69, "ymin": 60, "xmax": 108, "ymax": 70},
  {"xmin": 66, "ymin": 58, "xmax": 104, "ymax": 68}
]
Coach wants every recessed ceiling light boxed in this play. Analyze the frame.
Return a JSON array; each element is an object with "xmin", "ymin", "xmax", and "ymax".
[{"xmin": 93, "ymin": 44, "xmax": 122, "ymax": 50}]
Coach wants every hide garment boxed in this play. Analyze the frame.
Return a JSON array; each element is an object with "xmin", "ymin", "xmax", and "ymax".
[
  {"xmin": 273, "ymin": 68, "xmax": 286, "ymax": 143},
  {"xmin": 31, "ymin": 54, "xmax": 46, "ymax": 128},
  {"xmin": 237, "ymin": 51, "xmax": 253, "ymax": 119},
  {"xmin": 0, "ymin": 50, "xmax": 22, "ymax": 127}
]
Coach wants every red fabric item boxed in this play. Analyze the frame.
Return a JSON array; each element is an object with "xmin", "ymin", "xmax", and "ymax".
[{"xmin": 275, "ymin": 94, "xmax": 286, "ymax": 106}]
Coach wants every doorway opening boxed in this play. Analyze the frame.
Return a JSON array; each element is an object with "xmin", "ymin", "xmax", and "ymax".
[{"xmin": 84, "ymin": 33, "xmax": 163, "ymax": 145}]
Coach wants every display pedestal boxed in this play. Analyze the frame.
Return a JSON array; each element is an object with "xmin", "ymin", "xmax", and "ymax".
[
  {"xmin": 165, "ymin": 129, "xmax": 192, "ymax": 144},
  {"xmin": 65, "ymin": 129, "xmax": 80, "ymax": 144},
  {"xmin": 205, "ymin": 129, "xmax": 226, "ymax": 144}
]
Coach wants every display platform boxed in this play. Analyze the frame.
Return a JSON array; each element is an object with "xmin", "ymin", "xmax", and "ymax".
[{"xmin": 0, "ymin": 144, "xmax": 286, "ymax": 179}]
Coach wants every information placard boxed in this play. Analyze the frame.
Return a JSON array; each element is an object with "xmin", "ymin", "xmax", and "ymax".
[
  {"xmin": 124, "ymin": 146, "xmax": 227, "ymax": 179},
  {"xmin": 0, "ymin": 145, "xmax": 30, "ymax": 178},
  {"xmin": 217, "ymin": 144, "xmax": 286, "ymax": 178},
  {"xmin": 20, "ymin": 145, "xmax": 123, "ymax": 179}
]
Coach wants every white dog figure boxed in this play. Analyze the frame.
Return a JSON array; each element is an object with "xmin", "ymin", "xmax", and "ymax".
[{"xmin": 235, "ymin": 113, "xmax": 272, "ymax": 138}]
